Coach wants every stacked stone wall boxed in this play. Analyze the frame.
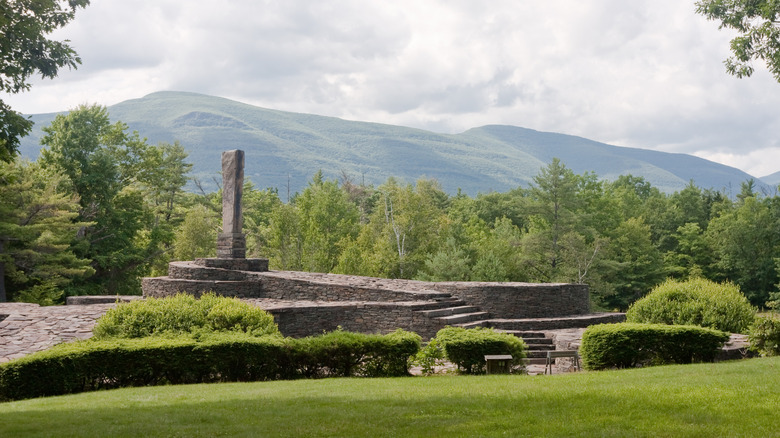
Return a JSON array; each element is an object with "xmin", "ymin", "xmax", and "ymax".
[
  {"xmin": 428, "ymin": 282, "xmax": 589, "ymax": 319},
  {"xmin": 262, "ymin": 301, "xmax": 448, "ymax": 340},
  {"xmin": 141, "ymin": 264, "xmax": 594, "ymax": 339}
]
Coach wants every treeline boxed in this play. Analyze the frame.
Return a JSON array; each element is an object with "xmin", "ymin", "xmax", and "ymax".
[{"xmin": 1, "ymin": 105, "xmax": 779, "ymax": 310}]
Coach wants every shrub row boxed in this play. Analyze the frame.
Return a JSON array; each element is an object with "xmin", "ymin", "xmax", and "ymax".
[
  {"xmin": 423, "ymin": 327, "xmax": 526, "ymax": 374},
  {"xmin": 92, "ymin": 293, "xmax": 280, "ymax": 339},
  {"xmin": 580, "ymin": 323, "xmax": 729, "ymax": 370},
  {"xmin": 626, "ymin": 278, "xmax": 755, "ymax": 333},
  {"xmin": 0, "ymin": 329, "xmax": 420, "ymax": 402}
]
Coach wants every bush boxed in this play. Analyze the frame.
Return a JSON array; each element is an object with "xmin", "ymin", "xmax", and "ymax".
[
  {"xmin": 749, "ymin": 315, "xmax": 780, "ymax": 356},
  {"xmin": 625, "ymin": 278, "xmax": 756, "ymax": 333},
  {"xmin": 433, "ymin": 327, "xmax": 526, "ymax": 374},
  {"xmin": 0, "ymin": 329, "xmax": 421, "ymax": 401},
  {"xmin": 92, "ymin": 293, "xmax": 280, "ymax": 339},
  {"xmin": 287, "ymin": 329, "xmax": 421, "ymax": 378},
  {"xmin": 0, "ymin": 333, "xmax": 286, "ymax": 401},
  {"xmin": 413, "ymin": 338, "xmax": 445, "ymax": 375},
  {"xmin": 580, "ymin": 323, "xmax": 730, "ymax": 370}
]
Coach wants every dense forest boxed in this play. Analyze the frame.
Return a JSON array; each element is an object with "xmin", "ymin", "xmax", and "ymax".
[{"xmin": 1, "ymin": 105, "xmax": 778, "ymax": 310}]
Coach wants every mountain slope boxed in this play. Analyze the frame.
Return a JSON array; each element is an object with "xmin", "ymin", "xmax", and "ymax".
[{"xmin": 18, "ymin": 91, "xmax": 762, "ymax": 195}]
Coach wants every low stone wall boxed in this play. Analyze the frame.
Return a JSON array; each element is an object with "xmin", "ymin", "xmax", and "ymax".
[
  {"xmin": 142, "ymin": 277, "xmax": 261, "ymax": 298},
  {"xmin": 257, "ymin": 272, "xmax": 449, "ymax": 302},
  {"xmin": 257, "ymin": 301, "xmax": 449, "ymax": 340},
  {"xmin": 429, "ymin": 282, "xmax": 590, "ymax": 319}
]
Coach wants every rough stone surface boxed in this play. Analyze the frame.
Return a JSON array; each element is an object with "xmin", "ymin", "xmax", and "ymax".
[
  {"xmin": 430, "ymin": 282, "xmax": 590, "ymax": 318},
  {"xmin": 0, "ymin": 302, "xmax": 117, "ymax": 363},
  {"xmin": 218, "ymin": 150, "xmax": 246, "ymax": 259},
  {"xmin": 194, "ymin": 258, "xmax": 268, "ymax": 272}
]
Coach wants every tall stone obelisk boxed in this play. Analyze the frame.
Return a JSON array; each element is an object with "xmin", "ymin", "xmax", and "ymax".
[{"xmin": 217, "ymin": 150, "xmax": 246, "ymax": 259}]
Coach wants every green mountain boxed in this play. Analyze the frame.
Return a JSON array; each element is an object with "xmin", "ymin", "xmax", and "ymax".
[{"xmin": 18, "ymin": 91, "xmax": 762, "ymax": 196}]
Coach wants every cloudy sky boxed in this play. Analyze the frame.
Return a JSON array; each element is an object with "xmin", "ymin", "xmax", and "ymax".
[{"xmin": 7, "ymin": 1, "xmax": 780, "ymax": 177}]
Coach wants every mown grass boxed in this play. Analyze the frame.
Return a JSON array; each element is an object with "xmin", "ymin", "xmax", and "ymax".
[{"xmin": 2, "ymin": 357, "xmax": 778, "ymax": 437}]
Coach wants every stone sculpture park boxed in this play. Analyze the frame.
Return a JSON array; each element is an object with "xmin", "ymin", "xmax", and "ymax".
[{"xmin": 0, "ymin": 150, "xmax": 625, "ymax": 368}]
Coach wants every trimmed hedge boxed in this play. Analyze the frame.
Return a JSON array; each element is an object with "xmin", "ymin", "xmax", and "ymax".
[
  {"xmin": 433, "ymin": 327, "xmax": 526, "ymax": 374},
  {"xmin": 0, "ymin": 329, "xmax": 420, "ymax": 402},
  {"xmin": 580, "ymin": 323, "xmax": 730, "ymax": 370},
  {"xmin": 287, "ymin": 329, "xmax": 420, "ymax": 378},
  {"xmin": 749, "ymin": 315, "xmax": 780, "ymax": 356},
  {"xmin": 626, "ymin": 278, "xmax": 755, "ymax": 333},
  {"xmin": 92, "ymin": 293, "xmax": 280, "ymax": 339}
]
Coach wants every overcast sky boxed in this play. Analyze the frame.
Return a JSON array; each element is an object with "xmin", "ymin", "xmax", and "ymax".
[{"xmin": 6, "ymin": 1, "xmax": 780, "ymax": 177}]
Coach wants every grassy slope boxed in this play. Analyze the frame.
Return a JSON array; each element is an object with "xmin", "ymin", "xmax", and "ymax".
[
  {"xmin": 2, "ymin": 357, "xmax": 778, "ymax": 437},
  {"xmin": 19, "ymin": 91, "xmax": 762, "ymax": 196}
]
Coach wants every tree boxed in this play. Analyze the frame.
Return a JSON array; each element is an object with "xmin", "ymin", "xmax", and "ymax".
[
  {"xmin": 39, "ymin": 105, "xmax": 165, "ymax": 295},
  {"xmin": 706, "ymin": 196, "xmax": 780, "ymax": 305},
  {"xmin": 696, "ymin": 0, "xmax": 780, "ymax": 82},
  {"xmin": 173, "ymin": 204, "xmax": 218, "ymax": 261},
  {"xmin": 295, "ymin": 172, "xmax": 360, "ymax": 272},
  {"xmin": 522, "ymin": 158, "xmax": 582, "ymax": 280},
  {"xmin": 0, "ymin": 0, "xmax": 90, "ymax": 161},
  {"xmin": 0, "ymin": 159, "xmax": 93, "ymax": 303}
]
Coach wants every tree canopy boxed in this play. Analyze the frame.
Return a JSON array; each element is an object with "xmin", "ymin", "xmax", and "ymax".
[
  {"xmin": 0, "ymin": 0, "xmax": 89, "ymax": 162},
  {"xmin": 696, "ymin": 0, "xmax": 780, "ymax": 82}
]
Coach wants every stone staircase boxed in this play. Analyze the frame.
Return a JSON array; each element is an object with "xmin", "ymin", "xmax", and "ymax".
[
  {"xmin": 415, "ymin": 299, "xmax": 626, "ymax": 367},
  {"xmin": 417, "ymin": 300, "xmax": 490, "ymax": 325}
]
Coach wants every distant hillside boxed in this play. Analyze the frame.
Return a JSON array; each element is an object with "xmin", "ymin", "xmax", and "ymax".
[
  {"xmin": 760, "ymin": 171, "xmax": 780, "ymax": 187},
  {"xmin": 18, "ymin": 91, "xmax": 764, "ymax": 196}
]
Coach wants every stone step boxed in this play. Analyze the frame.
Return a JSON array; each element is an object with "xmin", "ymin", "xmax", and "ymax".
[
  {"xmin": 436, "ymin": 312, "xmax": 490, "ymax": 324},
  {"xmin": 522, "ymin": 338, "xmax": 554, "ymax": 346},
  {"xmin": 481, "ymin": 313, "xmax": 627, "ymax": 331},
  {"xmin": 408, "ymin": 300, "xmax": 467, "ymax": 311},
  {"xmin": 503, "ymin": 330, "xmax": 548, "ymax": 338},
  {"xmin": 419, "ymin": 305, "xmax": 480, "ymax": 318},
  {"xmin": 525, "ymin": 343, "xmax": 555, "ymax": 351},
  {"xmin": 525, "ymin": 350, "xmax": 550, "ymax": 359},
  {"xmin": 455, "ymin": 320, "xmax": 491, "ymax": 329},
  {"xmin": 522, "ymin": 357, "xmax": 549, "ymax": 365}
]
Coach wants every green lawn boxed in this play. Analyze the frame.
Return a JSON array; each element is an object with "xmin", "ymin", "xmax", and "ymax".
[{"xmin": 2, "ymin": 357, "xmax": 778, "ymax": 437}]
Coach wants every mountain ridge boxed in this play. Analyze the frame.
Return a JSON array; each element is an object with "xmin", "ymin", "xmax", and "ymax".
[{"xmin": 17, "ymin": 91, "xmax": 765, "ymax": 196}]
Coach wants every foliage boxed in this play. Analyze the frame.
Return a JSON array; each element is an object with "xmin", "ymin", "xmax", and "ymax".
[
  {"xmin": 432, "ymin": 326, "xmax": 526, "ymax": 374},
  {"xmin": 596, "ymin": 217, "xmax": 665, "ymax": 310},
  {"xmin": 286, "ymin": 328, "xmax": 421, "ymax": 378},
  {"xmin": 0, "ymin": 334, "xmax": 286, "ymax": 401},
  {"xmin": 705, "ymin": 196, "xmax": 780, "ymax": 306},
  {"xmin": 626, "ymin": 278, "xmax": 756, "ymax": 333},
  {"xmin": 412, "ymin": 338, "xmax": 446, "ymax": 375},
  {"xmin": 173, "ymin": 204, "xmax": 218, "ymax": 261},
  {"xmin": 748, "ymin": 314, "xmax": 780, "ymax": 356},
  {"xmin": 0, "ymin": 328, "xmax": 420, "ymax": 401},
  {"xmin": 0, "ymin": 159, "xmax": 93, "ymax": 303},
  {"xmin": 0, "ymin": 0, "xmax": 90, "ymax": 162},
  {"xmin": 91, "ymin": 293, "xmax": 280, "ymax": 339},
  {"xmin": 37, "ymin": 105, "xmax": 192, "ymax": 295},
  {"xmin": 696, "ymin": 0, "xmax": 780, "ymax": 82},
  {"xmin": 580, "ymin": 323, "xmax": 730, "ymax": 370}
]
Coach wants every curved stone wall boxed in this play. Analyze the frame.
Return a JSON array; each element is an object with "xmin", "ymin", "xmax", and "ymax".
[{"xmin": 429, "ymin": 282, "xmax": 590, "ymax": 319}]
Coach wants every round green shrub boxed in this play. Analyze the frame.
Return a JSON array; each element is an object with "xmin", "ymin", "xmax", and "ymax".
[
  {"xmin": 625, "ymin": 278, "xmax": 756, "ymax": 333},
  {"xmin": 92, "ymin": 292, "xmax": 280, "ymax": 339},
  {"xmin": 433, "ymin": 326, "xmax": 526, "ymax": 374}
]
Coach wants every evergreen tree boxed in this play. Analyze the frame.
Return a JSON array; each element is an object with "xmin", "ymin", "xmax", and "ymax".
[{"xmin": 0, "ymin": 159, "xmax": 92, "ymax": 303}]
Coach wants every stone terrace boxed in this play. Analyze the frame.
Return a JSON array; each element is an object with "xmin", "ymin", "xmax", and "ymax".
[{"xmin": 0, "ymin": 302, "xmax": 119, "ymax": 363}]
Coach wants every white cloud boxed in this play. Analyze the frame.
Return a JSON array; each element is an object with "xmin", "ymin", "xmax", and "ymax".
[{"xmin": 5, "ymin": 0, "xmax": 780, "ymax": 177}]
